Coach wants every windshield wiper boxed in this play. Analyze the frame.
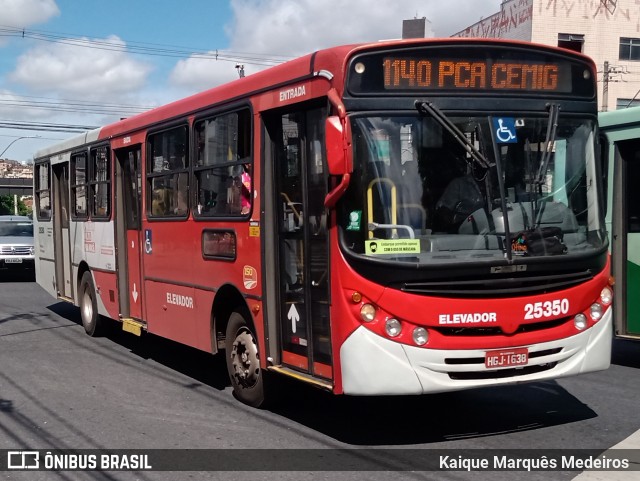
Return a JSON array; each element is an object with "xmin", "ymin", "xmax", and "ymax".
[
  {"xmin": 415, "ymin": 100, "xmax": 491, "ymax": 170},
  {"xmin": 532, "ymin": 103, "xmax": 560, "ymax": 228},
  {"xmin": 535, "ymin": 103, "xmax": 560, "ymax": 185}
]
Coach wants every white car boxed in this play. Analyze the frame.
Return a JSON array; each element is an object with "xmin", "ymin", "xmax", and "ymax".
[{"xmin": 0, "ymin": 215, "xmax": 34, "ymax": 272}]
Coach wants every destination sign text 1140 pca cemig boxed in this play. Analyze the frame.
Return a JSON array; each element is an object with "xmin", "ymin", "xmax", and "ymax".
[{"xmin": 383, "ymin": 58, "xmax": 560, "ymax": 91}]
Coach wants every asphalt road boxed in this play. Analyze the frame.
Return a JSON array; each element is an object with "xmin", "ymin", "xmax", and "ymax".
[{"xmin": 1, "ymin": 273, "xmax": 640, "ymax": 481}]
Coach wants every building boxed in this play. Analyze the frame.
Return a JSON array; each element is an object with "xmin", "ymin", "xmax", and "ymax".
[
  {"xmin": 454, "ymin": 0, "xmax": 640, "ymax": 111},
  {"xmin": 402, "ymin": 17, "xmax": 434, "ymax": 39},
  {"xmin": 0, "ymin": 159, "xmax": 33, "ymax": 179}
]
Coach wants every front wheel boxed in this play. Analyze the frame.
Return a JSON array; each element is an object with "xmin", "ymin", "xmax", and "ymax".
[
  {"xmin": 225, "ymin": 311, "xmax": 266, "ymax": 407},
  {"xmin": 79, "ymin": 271, "xmax": 105, "ymax": 336}
]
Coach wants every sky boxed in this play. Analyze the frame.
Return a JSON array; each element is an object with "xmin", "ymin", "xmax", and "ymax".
[{"xmin": 0, "ymin": 0, "xmax": 502, "ymax": 163}]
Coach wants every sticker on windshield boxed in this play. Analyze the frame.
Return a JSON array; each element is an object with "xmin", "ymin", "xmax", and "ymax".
[
  {"xmin": 347, "ymin": 210, "xmax": 362, "ymax": 231},
  {"xmin": 493, "ymin": 117, "xmax": 517, "ymax": 144},
  {"xmin": 365, "ymin": 239, "xmax": 420, "ymax": 255}
]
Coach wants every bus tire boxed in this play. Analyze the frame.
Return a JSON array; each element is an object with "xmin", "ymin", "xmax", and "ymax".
[
  {"xmin": 225, "ymin": 310, "xmax": 266, "ymax": 407},
  {"xmin": 79, "ymin": 271, "xmax": 104, "ymax": 337}
]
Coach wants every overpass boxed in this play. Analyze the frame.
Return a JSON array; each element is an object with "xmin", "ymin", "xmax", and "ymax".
[{"xmin": 0, "ymin": 178, "xmax": 33, "ymax": 196}]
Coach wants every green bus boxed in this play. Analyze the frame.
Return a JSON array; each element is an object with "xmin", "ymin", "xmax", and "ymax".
[{"xmin": 599, "ymin": 106, "xmax": 640, "ymax": 339}]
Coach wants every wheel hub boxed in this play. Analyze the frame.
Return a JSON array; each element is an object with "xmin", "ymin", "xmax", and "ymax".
[{"xmin": 231, "ymin": 328, "xmax": 259, "ymax": 388}]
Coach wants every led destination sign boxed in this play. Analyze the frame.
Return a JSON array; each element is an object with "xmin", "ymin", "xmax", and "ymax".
[
  {"xmin": 383, "ymin": 59, "xmax": 560, "ymax": 91},
  {"xmin": 347, "ymin": 45, "xmax": 595, "ymax": 98}
]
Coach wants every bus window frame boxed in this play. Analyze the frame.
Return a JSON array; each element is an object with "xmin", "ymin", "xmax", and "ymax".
[
  {"xmin": 598, "ymin": 132, "xmax": 609, "ymax": 220},
  {"xmin": 146, "ymin": 123, "xmax": 190, "ymax": 221},
  {"xmin": 201, "ymin": 228, "xmax": 237, "ymax": 261},
  {"xmin": 70, "ymin": 143, "xmax": 112, "ymax": 222},
  {"xmin": 89, "ymin": 144, "xmax": 111, "ymax": 221},
  {"xmin": 34, "ymin": 161, "xmax": 52, "ymax": 221},
  {"xmin": 192, "ymin": 105, "xmax": 253, "ymax": 220},
  {"xmin": 70, "ymin": 150, "xmax": 89, "ymax": 220}
]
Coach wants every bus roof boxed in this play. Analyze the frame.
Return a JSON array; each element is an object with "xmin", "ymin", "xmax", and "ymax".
[
  {"xmin": 34, "ymin": 37, "xmax": 595, "ymax": 160},
  {"xmin": 34, "ymin": 128, "xmax": 102, "ymax": 159},
  {"xmin": 599, "ymin": 106, "xmax": 640, "ymax": 129}
]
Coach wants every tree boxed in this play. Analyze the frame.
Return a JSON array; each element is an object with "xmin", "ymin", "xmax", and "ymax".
[{"xmin": 0, "ymin": 195, "xmax": 31, "ymax": 216}]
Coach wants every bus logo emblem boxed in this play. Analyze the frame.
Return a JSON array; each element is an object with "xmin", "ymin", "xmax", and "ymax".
[{"xmin": 243, "ymin": 265, "xmax": 257, "ymax": 289}]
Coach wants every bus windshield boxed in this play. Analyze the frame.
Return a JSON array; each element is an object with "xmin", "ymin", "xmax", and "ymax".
[{"xmin": 340, "ymin": 113, "xmax": 606, "ymax": 264}]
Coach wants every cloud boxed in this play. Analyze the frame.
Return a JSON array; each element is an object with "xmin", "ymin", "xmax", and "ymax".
[
  {"xmin": 0, "ymin": 0, "xmax": 59, "ymax": 27},
  {"xmin": 0, "ymin": 89, "xmax": 45, "ymax": 121},
  {"xmin": 169, "ymin": 54, "xmax": 240, "ymax": 94},
  {"xmin": 9, "ymin": 35, "xmax": 153, "ymax": 102},
  {"xmin": 227, "ymin": 0, "xmax": 423, "ymax": 59},
  {"xmin": 227, "ymin": 0, "xmax": 501, "ymax": 56},
  {"xmin": 169, "ymin": 0, "xmax": 501, "ymax": 92},
  {"xmin": 0, "ymin": 0, "xmax": 60, "ymax": 47}
]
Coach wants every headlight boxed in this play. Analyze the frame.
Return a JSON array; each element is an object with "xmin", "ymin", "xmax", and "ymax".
[
  {"xmin": 590, "ymin": 303, "xmax": 603, "ymax": 321},
  {"xmin": 360, "ymin": 304, "xmax": 376, "ymax": 323},
  {"xmin": 385, "ymin": 318, "xmax": 402, "ymax": 337},
  {"xmin": 574, "ymin": 313, "xmax": 587, "ymax": 331},
  {"xmin": 600, "ymin": 287, "xmax": 613, "ymax": 306},
  {"xmin": 412, "ymin": 327, "xmax": 428, "ymax": 346}
]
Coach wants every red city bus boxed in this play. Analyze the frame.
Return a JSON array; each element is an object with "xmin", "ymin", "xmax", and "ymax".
[{"xmin": 33, "ymin": 38, "xmax": 613, "ymax": 407}]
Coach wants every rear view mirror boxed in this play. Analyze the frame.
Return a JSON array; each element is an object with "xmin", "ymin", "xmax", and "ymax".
[{"xmin": 325, "ymin": 115, "xmax": 352, "ymax": 176}]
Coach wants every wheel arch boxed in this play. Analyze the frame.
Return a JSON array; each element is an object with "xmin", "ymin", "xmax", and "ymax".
[
  {"xmin": 76, "ymin": 260, "xmax": 91, "ymax": 305},
  {"xmin": 212, "ymin": 283, "xmax": 252, "ymax": 353}
]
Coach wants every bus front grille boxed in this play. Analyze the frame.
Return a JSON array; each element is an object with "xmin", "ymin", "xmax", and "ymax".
[
  {"xmin": 399, "ymin": 270, "xmax": 593, "ymax": 298},
  {"xmin": 434, "ymin": 318, "xmax": 570, "ymax": 337},
  {"xmin": 447, "ymin": 363, "xmax": 557, "ymax": 380}
]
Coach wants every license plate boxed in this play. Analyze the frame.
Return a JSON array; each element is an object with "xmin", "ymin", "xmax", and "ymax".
[
  {"xmin": 4, "ymin": 258, "xmax": 22, "ymax": 264},
  {"xmin": 485, "ymin": 347, "xmax": 528, "ymax": 369}
]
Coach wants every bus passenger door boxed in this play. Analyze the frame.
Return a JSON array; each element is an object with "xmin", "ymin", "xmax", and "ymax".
[
  {"xmin": 264, "ymin": 105, "xmax": 332, "ymax": 381},
  {"xmin": 115, "ymin": 147, "xmax": 143, "ymax": 321},
  {"xmin": 613, "ymin": 141, "xmax": 640, "ymax": 337},
  {"xmin": 52, "ymin": 163, "xmax": 72, "ymax": 299}
]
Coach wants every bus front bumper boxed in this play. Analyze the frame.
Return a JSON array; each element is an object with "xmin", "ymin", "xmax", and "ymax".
[{"xmin": 339, "ymin": 308, "xmax": 612, "ymax": 395}]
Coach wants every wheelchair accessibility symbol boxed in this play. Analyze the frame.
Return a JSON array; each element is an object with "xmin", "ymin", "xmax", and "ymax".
[{"xmin": 492, "ymin": 117, "xmax": 517, "ymax": 144}]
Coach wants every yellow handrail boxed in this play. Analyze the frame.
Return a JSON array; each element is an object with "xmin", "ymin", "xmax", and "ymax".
[
  {"xmin": 280, "ymin": 192, "xmax": 302, "ymax": 222},
  {"xmin": 367, "ymin": 178, "xmax": 396, "ymax": 239}
]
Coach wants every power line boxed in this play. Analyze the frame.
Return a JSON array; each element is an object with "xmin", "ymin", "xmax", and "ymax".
[
  {"xmin": 3, "ymin": 93, "xmax": 156, "ymax": 110},
  {"xmin": 0, "ymin": 26, "xmax": 296, "ymax": 134},
  {"xmin": 0, "ymin": 121, "xmax": 98, "ymax": 133},
  {"xmin": 0, "ymin": 100, "xmax": 148, "ymax": 116},
  {"xmin": 0, "ymin": 25, "xmax": 294, "ymax": 67},
  {"xmin": 0, "ymin": 94, "xmax": 154, "ymax": 117},
  {"xmin": 0, "ymin": 133, "xmax": 62, "ymax": 140}
]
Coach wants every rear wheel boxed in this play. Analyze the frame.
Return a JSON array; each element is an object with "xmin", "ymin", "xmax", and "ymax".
[
  {"xmin": 79, "ymin": 271, "xmax": 104, "ymax": 336},
  {"xmin": 225, "ymin": 310, "xmax": 265, "ymax": 407}
]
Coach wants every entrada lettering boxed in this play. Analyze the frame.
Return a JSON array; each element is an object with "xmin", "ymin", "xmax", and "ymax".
[{"xmin": 279, "ymin": 85, "xmax": 306, "ymax": 101}]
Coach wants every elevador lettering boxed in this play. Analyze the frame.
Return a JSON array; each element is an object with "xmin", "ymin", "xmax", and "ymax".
[
  {"xmin": 166, "ymin": 293, "xmax": 194, "ymax": 309},
  {"xmin": 438, "ymin": 312, "xmax": 497, "ymax": 324}
]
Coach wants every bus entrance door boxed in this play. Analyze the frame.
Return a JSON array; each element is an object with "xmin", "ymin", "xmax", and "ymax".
[
  {"xmin": 115, "ymin": 147, "xmax": 144, "ymax": 323},
  {"xmin": 613, "ymin": 140, "xmax": 640, "ymax": 337},
  {"xmin": 267, "ymin": 106, "xmax": 332, "ymax": 381},
  {"xmin": 52, "ymin": 162, "xmax": 72, "ymax": 299}
]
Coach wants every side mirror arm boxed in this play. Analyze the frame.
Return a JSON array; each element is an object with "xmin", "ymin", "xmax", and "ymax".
[
  {"xmin": 324, "ymin": 88, "xmax": 352, "ymax": 208},
  {"xmin": 324, "ymin": 173, "xmax": 351, "ymax": 209}
]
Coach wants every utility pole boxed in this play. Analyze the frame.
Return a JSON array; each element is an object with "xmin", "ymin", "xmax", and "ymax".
[
  {"xmin": 601, "ymin": 61, "xmax": 627, "ymax": 111},
  {"xmin": 0, "ymin": 135, "xmax": 39, "ymax": 159},
  {"xmin": 603, "ymin": 61, "xmax": 609, "ymax": 112}
]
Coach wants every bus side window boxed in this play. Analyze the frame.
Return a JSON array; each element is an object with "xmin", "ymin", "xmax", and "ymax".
[
  {"xmin": 194, "ymin": 109, "xmax": 252, "ymax": 217},
  {"xmin": 152, "ymin": 188, "xmax": 170, "ymax": 216},
  {"xmin": 147, "ymin": 126, "xmax": 189, "ymax": 218}
]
